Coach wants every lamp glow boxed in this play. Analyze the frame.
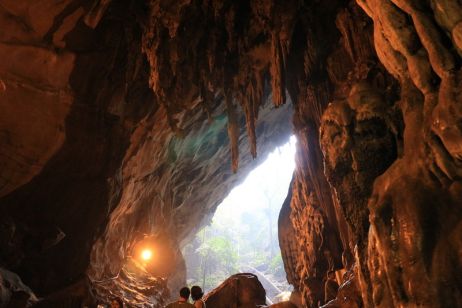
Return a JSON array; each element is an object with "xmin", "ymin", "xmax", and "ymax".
[{"xmin": 141, "ymin": 249, "xmax": 153, "ymax": 261}]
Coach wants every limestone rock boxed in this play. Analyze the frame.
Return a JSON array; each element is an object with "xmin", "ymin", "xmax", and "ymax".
[
  {"xmin": 0, "ymin": 0, "xmax": 461, "ymax": 307},
  {"xmin": 0, "ymin": 268, "xmax": 37, "ymax": 307},
  {"xmin": 204, "ymin": 273, "xmax": 267, "ymax": 308}
]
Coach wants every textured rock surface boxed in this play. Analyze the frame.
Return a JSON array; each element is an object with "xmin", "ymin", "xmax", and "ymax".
[
  {"xmin": 354, "ymin": 1, "xmax": 462, "ymax": 306},
  {"xmin": 284, "ymin": 3, "xmax": 379, "ymax": 306},
  {"xmin": 0, "ymin": 0, "xmax": 292, "ymax": 306},
  {"xmin": 0, "ymin": 0, "xmax": 461, "ymax": 307},
  {"xmin": 279, "ymin": 0, "xmax": 461, "ymax": 307},
  {"xmin": 203, "ymin": 273, "xmax": 267, "ymax": 308},
  {"xmin": 268, "ymin": 302, "xmax": 298, "ymax": 308},
  {"xmin": 0, "ymin": 268, "xmax": 37, "ymax": 307}
]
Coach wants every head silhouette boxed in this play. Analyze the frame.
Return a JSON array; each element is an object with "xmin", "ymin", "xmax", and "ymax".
[
  {"xmin": 179, "ymin": 287, "xmax": 191, "ymax": 300},
  {"xmin": 110, "ymin": 298, "xmax": 123, "ymax": 308},
  {"xmin": 191, "ymin": 286, "xmax": 204, "ymax": 301}
]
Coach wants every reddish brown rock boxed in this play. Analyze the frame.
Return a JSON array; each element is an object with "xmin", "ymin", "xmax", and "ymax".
[
  {"xmin": 1, "ymin": 1, "xmax": 294, "ymax": 306},
  {"xmin": 204, "ymin": 273, "xmax": 267, "ymax": 308},
  {"xmin": 268, "ymin": 301, "xmax": 298, "ymax": 308},
  {"xmin": 0, "ymin": 0, "xmax": 461, "ymax": 307}
]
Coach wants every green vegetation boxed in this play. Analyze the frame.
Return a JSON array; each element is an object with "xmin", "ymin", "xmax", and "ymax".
[
  {"xmin": 182, "ymin": 204, "xmax": 289, "ymax": 293},
  {"xmin": 182, "ymin": 222, "xmax": 238, "ymax": 291},
  {"xmin": 182, "ymin": 138, "xmax": 296, "ymax": 296}
]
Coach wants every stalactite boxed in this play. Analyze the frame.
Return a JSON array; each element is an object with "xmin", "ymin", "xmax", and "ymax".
[
  {"xmin": 201, "ymin": 85, "xmax": 214, "ymax": 123},
  {"xmin": 84, "ymin": 0, "xmax": 112, "ymax": 29},
  {"xmin": 225, "ymin": 93, "xmax": 239, "ymax": 172},
  {"xmin": 253, "ymin": 72, "xmax": 265, "ymax": 120},
  {"xmin": 241, "ymin": 92, "xmax": 257, "ymax": 159},
  {"xmin": 139, "ymin": 0, "xmax": 301, "ymax": 170},
  {"xmin": 270, "ymin": 33, "xmax": 286, "ymax": 107},
  {"xmin": 3, "ymin": 1, "xmax": 462, "ymax": 307}
]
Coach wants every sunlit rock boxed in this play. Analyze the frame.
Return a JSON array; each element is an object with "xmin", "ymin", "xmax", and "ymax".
[{"xmin": 204, "ymin": 273, "xmax": 266, "ymax": 308}]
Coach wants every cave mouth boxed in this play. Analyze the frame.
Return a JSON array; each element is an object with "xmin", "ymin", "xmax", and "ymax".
[{"xmin": 182, "ymin": 136, "xmax": 296, "ymax": 304}]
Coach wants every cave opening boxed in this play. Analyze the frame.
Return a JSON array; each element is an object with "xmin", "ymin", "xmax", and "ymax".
[{"xmin": 182, "ymin": 136, "xmax": 297, "ymax": 304}]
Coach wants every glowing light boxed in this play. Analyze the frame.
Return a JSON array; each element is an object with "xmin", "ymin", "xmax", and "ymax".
[
  {"xmin": 141, "ymin": 249, "xmax": 153, "ymax": 261},
  {"xmin": 279, "ymin": 291, "xmax": 292, "ymax": 302}
]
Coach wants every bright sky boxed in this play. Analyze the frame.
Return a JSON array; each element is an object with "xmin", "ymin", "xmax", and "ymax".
[{"xmin": 213, "ymin": 135, "xmax": 297, "ymax": 221}]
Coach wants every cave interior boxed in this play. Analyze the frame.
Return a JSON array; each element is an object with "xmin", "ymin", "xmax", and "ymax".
[{"xmin": 0, "ymin": 0, "xmax": 461, "ymax": 307}]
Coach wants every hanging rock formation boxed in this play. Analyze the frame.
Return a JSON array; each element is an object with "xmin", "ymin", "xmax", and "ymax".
[
  {"xmin": 0, "ymin": 0, "xmax": 461, "ymax": 307},
  {"xmin": 0, "ymin": 0, "xmax": 292, "ymax": 306}
]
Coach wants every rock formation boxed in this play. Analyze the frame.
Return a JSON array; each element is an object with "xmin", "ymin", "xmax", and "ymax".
[
  {"xmin": 0, "ymin": 0, "xmax": 461, "ymax": 307},
  {"xmin": 203, "ymin": 273, "xmax": 267, "ymax": 308},
  {"xmin": 0, "ymin": 268, "xmax": 37, "ymax": 307},
  {"xmin": 0, "ymin": 0, "xmax": 292, "ymax": 306},
  {"xmin": 353, "ymin": 1, "xmax": 462, "ymax": 307}
]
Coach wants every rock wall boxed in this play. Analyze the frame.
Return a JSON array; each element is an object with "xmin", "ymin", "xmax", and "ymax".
[
  {"xmin": 353, "ymin": 1, "xmax": 462, "ymax": 307},
  {"xmin": 283, "ymin": 0, "xmax": 462, "ymax": 307},
  {"xmin": 0, "ymin": 0, "xmax": 151, "ymax": 301},
  {"xmin": 0, "ymin": 0, "xmax": 293, "ymax": 306},
  {"xmin": 0, "ymin": 0, "xmax": 461, "ymax": 307}
]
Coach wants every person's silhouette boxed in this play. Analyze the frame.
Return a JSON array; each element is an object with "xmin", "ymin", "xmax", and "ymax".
[
  {"xmin": 165, "ymin": 287, "xmax": 195, "ymax": 308},
  {"xmin": 191, "ymin": 286, "xmax": 206, "ymax": 308}
]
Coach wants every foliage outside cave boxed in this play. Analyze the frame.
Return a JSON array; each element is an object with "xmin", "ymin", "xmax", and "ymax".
[{"xmin": 182, "ymin": 139, "xmax": 295, "ymax": 300}]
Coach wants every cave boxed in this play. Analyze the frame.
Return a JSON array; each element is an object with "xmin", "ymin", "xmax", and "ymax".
[
  {"xmin": 0, "ymin": 0, "xmax": 461, "ymax": 307},
  {"xmin": 182, "ymin": 137, "xmax": 296, "ymax": 304}
]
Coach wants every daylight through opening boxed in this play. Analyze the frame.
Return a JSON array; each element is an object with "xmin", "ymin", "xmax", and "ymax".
[{"xmin": 182, "ymin": 136, "xmax": 297, "ymax": 304}]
